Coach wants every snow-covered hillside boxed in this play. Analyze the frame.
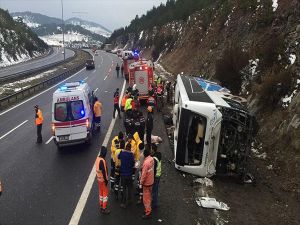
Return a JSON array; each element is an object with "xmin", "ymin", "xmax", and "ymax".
[
  {"xmin": 13, "ymin": 15, "xmax": 40, "ymax": 28},
  {"xmin": 66, "ymin": 17, "xmax": 111, "ymax": 38},
  {"xmin": 0, "ymin": 9, "xmax": 48, "ymax": 68},
  {"xmin": 40, "ymin": 32, "xmax": 89, "ymax": 46}
]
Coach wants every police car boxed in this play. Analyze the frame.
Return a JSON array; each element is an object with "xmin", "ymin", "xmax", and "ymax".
[{"xmin": 51, "ymin": 81, "xmax": 94, "ymax": 149}]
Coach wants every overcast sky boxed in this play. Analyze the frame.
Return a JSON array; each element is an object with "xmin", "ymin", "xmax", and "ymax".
[{"xmin": 0, "ymin": 0, "xmax": 167, "ymax": 31}]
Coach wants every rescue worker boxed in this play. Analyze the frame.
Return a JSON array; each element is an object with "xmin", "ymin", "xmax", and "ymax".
[
  {"xmin": 156, "ymin": 84, "xmax": 164, "ymax": 112},
  {"xmin": 93, "ymin": 97, "xmax": 102, "ymax": 132},
  {"xmin": 121, "ymin": 93, "xmax": 128, "ymax": 112},
  {"xmin": 95, "ymin": 146, "xmax": 110, "ymax": 214},
  {"xmin": 114, "ymin": 88, "xmax": 119, "ymax": 97},
  {"xmin": 110, "ymin": 132, "xmax": 124, "ymax": 190},
  {"xmin": 151, "ymin": 144, "xmax": 162, "ymax": 209},
  {"xmin": 125, "ymin": 96, "xmax": 133, "ymax": 114},
  {"xmin": 131, "ymin": 84, "xmax": 139, "ymax": 98},
  {"xmin": 118, "ymin": 143, "xmax": 135, "ymax": 208},
  {"xmin": 116, "ymin": 63, "xmax": 120, "ymax": 77},
  {"xmin": 121, "ymin": 63, "xmax": 124, "ymax": 77},
  {"xmin": 113, "ymin": 93, "xmax": 121, "ymax": 119},
  {"xmin": 114, "ymin": 140, "xmax": 125, "ymax": 200},
  {"xmin": 136, "ymin": 143, "xmax": 145, "ymax": 204},
  {"xmin": 34, "ymin": 105, "xmax": 43, "ymax": 144},
  {"xmin": 146, "ymin": 106, "xmax": 154, "ymax": 147},
  {"xmin": 133, "ymin": 111, "xmax": 141, "ymax": 136},
  {"xmin": 125, "ymin": 134, "xmax": 138, "ymax": 164},
  {"xmin": 147, "ymin": 95, "xmax": 156, "ymax": 110},
  {"xmin": 140, "ymin": 148, "xmax": 154, "ymax": 219},
  {"xmin": 124, "ymin": 113, "xmax": 133, "ymax": 135},
  {"xmin": 138, "ymin": 111, "xmax": 146, "ymax": 142}
]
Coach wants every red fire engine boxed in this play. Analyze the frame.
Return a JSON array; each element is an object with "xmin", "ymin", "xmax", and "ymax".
[{"xmin": 129, "ymin": 59, "xmax": 154, "ymax": 100}]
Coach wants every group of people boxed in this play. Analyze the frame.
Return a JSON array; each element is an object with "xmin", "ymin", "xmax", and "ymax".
[
  {"xmin": 95, "ymin": 130, "xmax": 162, "ymax": 219},
  {"xmin": 95, "ymin": 83, "xmax": 164, "ymax": 219}
]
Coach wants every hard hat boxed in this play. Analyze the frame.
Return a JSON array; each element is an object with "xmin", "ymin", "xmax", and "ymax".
[{"xmin": 147, "ymin": 106, "xmax": 153, "ymax": 112}]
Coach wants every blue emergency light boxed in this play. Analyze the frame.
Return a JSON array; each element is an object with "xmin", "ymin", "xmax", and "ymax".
[
  {"xmin": 60, "ymin": 86, "xmax": 67, "ymax": 91},
  {"xmin": 80, "ymin": 109, "xmax": 85, "ymax": 116},
  {"xmin": 80, "ymin": 80, "xmax": 85, "ymax": 84},
  {"xmin": 133, "ymin": 50, "xmax": 139, "ymax": 57}
]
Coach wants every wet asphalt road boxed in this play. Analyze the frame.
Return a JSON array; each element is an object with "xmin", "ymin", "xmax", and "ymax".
[
  {"xmin": 0, "ymin": 47, "xmax": 74, "ymax": 78},
  {"xmin": 0, "ymin": 50, "xmax": 123, "ymax": 224},
  {"xmin": 0, "ymin": 50, "xmax": 204, "ymax": 225}
]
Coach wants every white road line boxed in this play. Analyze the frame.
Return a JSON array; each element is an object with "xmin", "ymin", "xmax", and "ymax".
[
  {"xmin": 83, "ymin": 77, "xmax": 88, "ymax": 81},
  {"xmin": 104, "ymin": 75, "xmax": 108, "ymax": 80},
  {"xmin": 0, "ymin": 120, "xmax": 28, "ymax": 140},
  {"xmin": 68, "ymin": 80, "xmax": 126, "ymax": 225},
  {"xmin": 94, "ymin": 88, "xmax": 99, "ymax": 93},
  {"xmin": 0, "ymin": 68, "xmax": 85, "ymax": 117},
  {"xmin": 45, "ymin": 136, "xmax": 54, "ymax": 144},
  {"xmin": 92, "ymin": 70, "xmax": 96, "ymax": 73}
]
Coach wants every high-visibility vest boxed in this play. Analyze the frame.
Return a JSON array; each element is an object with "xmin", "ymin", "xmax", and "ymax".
[
  {"xmin": 114, "ymin": 149, "xmax": 122, "ymax": 167},
  {"xmin": 125, "ymin": 98, "xmax": 133, "ymax": 111},
  {"xmin": 153, "ymin": 156, "xmax": 161, "ymax": 177},
  {"xmin": 95, "ymin": 157, "xmax": 107, "ymax": 182},
  {"xmin": 111, "ymin": 136, "xmax": 120, "ymax": 159},
  {"xmin": 35, "ymin": 109, "xmax": 43, "ymax": 125},
  {"xmin": 93, "ymin": 101, "xmax": 102, "ymax": 117}
]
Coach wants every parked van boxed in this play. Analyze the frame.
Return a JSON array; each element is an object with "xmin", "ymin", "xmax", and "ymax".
[
  {"xmin": 51, "ymin": 81, "xmax": 94, "ymax": 149},
  {"xmin": 173, "ymin": 75, "xmax": 256, "ymax": 180}
]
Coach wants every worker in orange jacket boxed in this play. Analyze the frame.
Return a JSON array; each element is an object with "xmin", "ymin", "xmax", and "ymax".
[
  {"xmin": 34, "ymin": 105, "xmax": 44, "ymax": 144},
  {"xmin": 95, "ymin": 146, "xmax": 110, "ymax": 215},
  {"xmin": 121, "ymin": 93, "xmax": 128, "ymax": 112},
  {"xmin": 140, "ymin": 148, "xmax": 154, "ymax": 219},
  {"xmin": 93, "ymin": 97, "xmax": 102, "ymax": 132}
]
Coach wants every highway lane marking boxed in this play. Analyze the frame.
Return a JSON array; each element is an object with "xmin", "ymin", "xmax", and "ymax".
[
  {"xmin": 104, "ymin": 75, "xmax": 108, "ymax": 80},
  {"xmin": 92, "ymin": 70, "xmax": 96, "ymax": 74},
  {"xmin": 45, "ymin": 136, "xmax": 54, "ymax": 144},
  {"xmin": 93, "ymin": 88, "xmax": 99, "ymax": 93},
  {"xmin": 0, "ymin": 120, "xmax": 28, "ymax": 140},
  {"xmin": 0, "ymin": 67, "xmax": 86, "ymax": 117},
  {"xmin": 83, "ymin": 77, "xmax": 88, "ymax": 81},
  {"xmin": 68, "ymin": 79, "xmax": 126, "ymax": 225}
]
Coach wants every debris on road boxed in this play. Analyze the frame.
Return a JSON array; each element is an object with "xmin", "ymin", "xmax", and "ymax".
[
  {"xmin": 158, "ymin": 219, "xmax": 163, "ymax": 222},
  {"xmin": 196, "ymin": 197, "xmax": 230, "ymax": 211},
  {"xmin": 193, "ymin": 177, "xmax": 213, "ymax": 187}
]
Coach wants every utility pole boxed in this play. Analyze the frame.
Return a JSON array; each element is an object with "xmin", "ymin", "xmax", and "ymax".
[{"xmin": 61, "ymin": 0, "xmax": 66, "ymax": 60}]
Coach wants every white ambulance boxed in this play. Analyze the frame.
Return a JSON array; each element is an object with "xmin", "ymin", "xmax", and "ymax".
[{"xmin": 51, "ymin": 81, "xmax": 94, "ymax": 149}]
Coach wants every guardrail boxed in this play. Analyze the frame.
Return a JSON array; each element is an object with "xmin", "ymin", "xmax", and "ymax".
[
  {"xmin": 0, "ymin": 48, "xmax": 76, "ymax": 83},
  {"xmin": 0, "ymin": 52, "xmax": 92, "ymax": 111}
]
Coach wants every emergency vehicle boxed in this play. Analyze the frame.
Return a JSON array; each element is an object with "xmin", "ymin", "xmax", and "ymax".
[
  {"xmin": 129, "ymin": 59, "xmax": 154, "ymax": 100},
  {"xmin": 173, "ymin": 75, "xmax": 256, "ymax": 180},
  {"xmin": 51, "ymin": 81, "xmax": 94, "ymax": 149}
]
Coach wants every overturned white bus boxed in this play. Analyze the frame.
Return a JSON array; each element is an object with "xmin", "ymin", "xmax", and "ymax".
[{"xmin": 173, "ymin": 75, "xmax": 256, "ymax": 179}]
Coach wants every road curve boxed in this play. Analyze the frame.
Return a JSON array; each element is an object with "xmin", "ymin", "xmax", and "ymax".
[{"xmin": 0, "ymin": 47, "xmax": 75, "ymax": 78}]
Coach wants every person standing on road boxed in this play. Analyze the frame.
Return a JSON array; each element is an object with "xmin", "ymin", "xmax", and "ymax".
[
  {"xmin": 151, "ymin": 144, "xmax": 162, "ymax": 209},
  {"xmin": 110, "ymin": 132, "xmax": 124, "ymax": 190},
  {"xmin": 146, "ymin": 106, "xmax": 154, "ymax": 147},
  {"xmin": 113, "ymin": 93, "xmax": 121, "ymax": 119},
  {"xmin": 114, "ymin": 140, "xmax": 125, "ymax": 200},
  {"xmin": 140, "ymin": 148, "xmax": 154, "ymax": 219},
  {"xmin": 95, "ymin": 146, "xmax": 110, "ymax": 215},
  {"xmin": 118, "ymin": 143, "xmax": 135, "ymax": 208},
  {"xmin": 34, "ymin": 105, "xmax": 43, "ymax": 144},
  {"xmin": 121, "ymin": 63, "xmax": 124, "ymax": 77},
  {"xmin": 116, "ymin": 63, "xmax": 120, "ymax": 78},
  {"xmin": 93, "ymin": 97, "xmax": 102, "ymax": 132}
]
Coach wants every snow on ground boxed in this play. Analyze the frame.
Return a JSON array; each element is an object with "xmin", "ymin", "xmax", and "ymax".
[
  {"xmin": 40, "ymin": 33, "xmax": 89, "ymax": 46},
  {"xmin": 13, "ymin": 16, "xmax": 40, "ymax": 28},
  {"xmin": 0, "ymin": 48, "xmax": 42, "ymax": 68},
  {"xmin": 139, "ymin": 30, "xmax": 144, "ymax": 40},
  {"xmin": 272, "ymin": 0, "xmax": 278, "ymax": 12},
  {"xmin": 282, "ymin": 79, "xmax": 300, "ymax": 108},
  {"xmin": 81, "ymin": 25, "xmax": 111, "ymax": 37},
  {"xmin": 0, "ymin": 68, "xmax": 57, "ymax": 95},
  {"xmin": 289, "ymin": 53, "xmax": 296, "ymax": 65}
]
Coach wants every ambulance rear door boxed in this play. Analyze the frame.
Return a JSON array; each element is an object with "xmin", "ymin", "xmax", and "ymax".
[{"xmin": 53, "ymin": 96, "xmax": 71, "ymax": 142}]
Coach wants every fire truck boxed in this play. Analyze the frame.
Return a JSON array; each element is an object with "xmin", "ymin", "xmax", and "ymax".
[{"xmin": 129, "ymin": 59, "xmax": 154, "ymax": 100}]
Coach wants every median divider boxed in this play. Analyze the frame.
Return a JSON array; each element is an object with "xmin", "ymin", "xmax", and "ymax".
[{"xmin": 0, "ymin": 50, "xmax": 92, "ymax": 111}]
